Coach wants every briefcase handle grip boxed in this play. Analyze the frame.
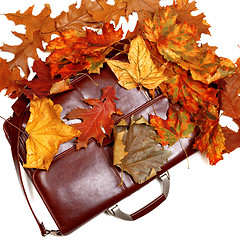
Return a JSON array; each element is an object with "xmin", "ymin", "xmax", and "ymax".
[{"xmin": 107, "ymin": 171, "xmax": 170, "ymax": 221}]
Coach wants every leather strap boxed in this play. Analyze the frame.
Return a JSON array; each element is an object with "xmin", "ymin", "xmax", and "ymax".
[{"xmin": 8, "ymin": 109, "xmax": 48, "ymax": 236}]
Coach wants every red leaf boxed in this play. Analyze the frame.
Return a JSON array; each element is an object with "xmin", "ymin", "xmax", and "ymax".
[{"xmin": 65, "ymin": 86, "xmax": 122, "ymax": 149}]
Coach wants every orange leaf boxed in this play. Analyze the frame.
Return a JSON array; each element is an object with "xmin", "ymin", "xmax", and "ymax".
[
  {"xmin": 5, "ymin": 4, "xmax": 57, "ymax": 43},
  {"xmin": 159, "ymin": 66, "xmax": 219, "ymax": 115},
  {"xmin": 0, "ymin": 57, "xmax": 24, "ymax": 98},
  {"xmin": 65, "ymin": 86, "xmax": 121, "ymax": 149},
  {"xmin": 173, "ymin": 0, "xmax": 210, "ymax": 39},
  {"xmin": 193, "ymin": 104, "xmax": 226, "ymax": 165},
  {"xmin": 88, "ymin": 0, "xmax": 126, "ymax": 25},
  {"xmin": 47, "ymin": 23, "xmax": 123, "ymax": 78},
  {"xmin": 1, "ymin": 31, "xmax": 43, "ymax": 76},
  {"xmin": 150, "ymin": 105, "xmax": 195, "ymax": 147}
]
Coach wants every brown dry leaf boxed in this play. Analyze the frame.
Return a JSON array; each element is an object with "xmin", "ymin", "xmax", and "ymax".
[
  {"xmin": 88, "ymin": 0, "xmax": 126, "ymax": 25},
  {"xmin": 1, "ymin": 31, "xmax": 43, "ymax": 76},
  {"xmin": 124, "ymin": 0, "xmax": 160, "ymax": 17},
  {"xmin": 0, "ymin": 58, "xmax": 25, "ymax": 98},
  {"xmin": 106, "ymin": 35, "xmax": 167, "ymax": 90},
  {"xmin": 56, "ymin": 1, "xmax": 102, "ymax": 33},
  {"xmin": 5, "ymin": 4, "xmax": 57, "ymax": 43},
  {"xmin": 113, "ymin": 116, "xmax": 171, "ymax": 184},
  {"xmin": 23, "ymin": 98, "xmax": 81, "ymax": 171},
  {"xmin": 173, "ymin": 0, "xmax": 210, "ymax": 39}
]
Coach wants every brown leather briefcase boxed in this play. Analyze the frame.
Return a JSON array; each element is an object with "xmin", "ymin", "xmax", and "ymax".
[{"xmin": 3, "ymin": 61, "xmax": 197, "ymax": 236}]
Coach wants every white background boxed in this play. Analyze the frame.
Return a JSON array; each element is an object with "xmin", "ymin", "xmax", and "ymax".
[{"xmin": 1, "ymin": 0, "xmax": 240, "ymax": 239}]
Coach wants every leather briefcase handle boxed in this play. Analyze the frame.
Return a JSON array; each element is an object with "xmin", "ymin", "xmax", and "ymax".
[{"xmin": 107, "ymin": 171, "xmax": 170, "ymax": 221}]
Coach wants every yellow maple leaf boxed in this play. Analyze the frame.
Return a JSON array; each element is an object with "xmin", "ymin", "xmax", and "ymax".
[
  {"xmin": 23, "ymin": 98, "xmax": 81, "ymax": 171},
  {"xmin": 106, "ymin": 35, "xmax": 167, "ymax": 90}
]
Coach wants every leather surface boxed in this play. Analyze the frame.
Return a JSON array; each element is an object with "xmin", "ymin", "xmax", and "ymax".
[{"xmin": 4, "ymin": 60, "xmax": 197, "ymax": 235}]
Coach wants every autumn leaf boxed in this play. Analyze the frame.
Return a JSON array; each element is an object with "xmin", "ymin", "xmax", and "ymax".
[
  {"xmin": 143, "ymin": 7, "xmax": 200, "ymax": 64},
  {"xmin": 56, "ymin": 1, "xmax": 102, "ymax": 33},
  {"xmin": 220, "ymin": 72, "xmax": 240, "ymax": 121},
  {"xmin": 159, "ymin": 66, "xmax": 219, "ymax": 115},
  {"xmin": 106, "ymin": 35, "xmax": 167, "ymax": 90},
  {"xmin": 88, "ymin": 0, "xmax": 127, "ymax": 26},
  {"xmin": 222, "ymin": 126, "xmax": 240, "ymax": 153},
  {"xmin": 1, "ymin": 31, "xmax": 43, "ymax": 76},
  {"xmin": 0, "ymin": 58, "xmax": 25, "ymax": 98},
  {"xmin": 150, "ymin": 105, "xmax": 195, "ymax": 146},
  {"xmin": 193, "ymin": 104, "xmax": 226, "ymax": 165},
  {"xmin": 219, "ymin": 65, "xmax": 240, "ymax": 153},
  {"xmin": 124, "ymin": 0, "xmax": 160, "ymax": 18},
  {"xmin": 65, "ymin": 86, "xmax": 122, "ymax": 150},
  {"xmin": 113, "ymin": 115, "xmax": 171, "ymax": 184},
  {"xmin": 143, "ymin": 6, "xmax": 235, "ymax": 84},
  {"xmin": 173, "ymin": 0, "xmax": 210, "ymax": 39},
  {"xmin": 47, "ymin": 23, "xmax": 123, "ymax": 78},
  {"xmin": 23, "ymin": 98, "xmax": 81, "ymax": 171},
  {"xmin": 5, "ymin": 4, "xmax": 57, "ymax": 43},
  {"xmin": 22, "ymin": 60, "xmax": 72, "ymax": 99}
]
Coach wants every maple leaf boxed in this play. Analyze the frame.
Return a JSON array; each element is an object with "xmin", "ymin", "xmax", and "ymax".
[
  {"xmin": 173, "ymin": 0, "xmax": 210, "ymax": 39},
  {"xmin": 88, "ymin": 0, "xmax": 127, "ymax": 26},
  {"xmin": 1, "ymin": 31, "xmax": 43, "ymax": 76},
  {"xmin": 65, "ymin": 86, "xmax": 121, "ymax": 150},
  {"xmin": 22, "ymin": 60, "xmax": 72, "ymax": 99},
  {"xmin": 150, "ymin": 105, "xmax": 195, "ymax": 146},
  {"xmin": 47, "ymin": 23, "xmax": 123, "ymax": 78},
  {"xmin": 159, "ymin": 66, "xmax": 219, "ymax": 115},
  {"xmin": 23, "ymin": 98, "xmax": 81, "ymax": 171},
  {"xmin": 113, "ymin": 116, "xmax": 171, "ymax": 184},
  {"xmin": 0, "ymin": 58, "xmax": 25, "ymax": 98},
  {"xmin": 193, "ymin": 104, "xmax": 226, "ymax": 165},
  {"xmin": 143, "ymin": 7, "xmax": 200, "ymax": 63},
  {"xmin": 106, "ymin": 35, "xmax": 167, "ymax": 90},
  {"xmin": 5, "ymin": 4, "xmax": 57, "ymax": 43},
  {"xmin": 143, "ymin": 7, "xmax": 235, "ymax": 84}
]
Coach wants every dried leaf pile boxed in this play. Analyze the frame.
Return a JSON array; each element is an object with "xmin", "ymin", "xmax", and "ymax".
[{"xmin": 1, "ymin": 0, "xmax": 240, "ymax": 184}]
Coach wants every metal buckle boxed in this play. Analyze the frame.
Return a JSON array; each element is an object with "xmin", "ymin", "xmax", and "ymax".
[{"xmin": 44, "ymin": 230, "xmax": 63, "ymax": 237}]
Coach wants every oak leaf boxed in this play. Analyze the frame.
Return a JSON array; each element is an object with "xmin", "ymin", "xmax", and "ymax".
[
  {"xmin": 124, "ymin": 0, "xmax": 160, "ymax": 17},
  {"xmin": 193, "ymin": 104, "xmax": 226, "ymax": 165},
  {"xmin": 56, "ymin": 1, "xmax": 102, "ymax": 33},
  {"xmin": 1, "ymin": 31, "xmax": 43, "ymax": 76},
  {"xmin": 113, "ymin": 116, "xmax": 171, "ymax": 184},
  {"xmin": 65, "ymin": 86, "xmax": 122, "ymax": 150},
  {"xmin": 0, "ymin": 58, "xmax": 25, "ymax": 98},
  {"xmin": 23, "ymin": 98, "xmax": 81, "ymax": 171},
  {"xmin": 88, "ymin": 0, "xmax": 126, "ymax": 26},
  {"xmin": 150, "ymin": 105, "xmax": 195, "ymax": 146},
  {"xmin": 5, "ymin": 4, "xmax": 57, "ymax": 43},
  {"xmin": 106, "ymin": 35, "xmax": 167, "ymax": 90}
]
